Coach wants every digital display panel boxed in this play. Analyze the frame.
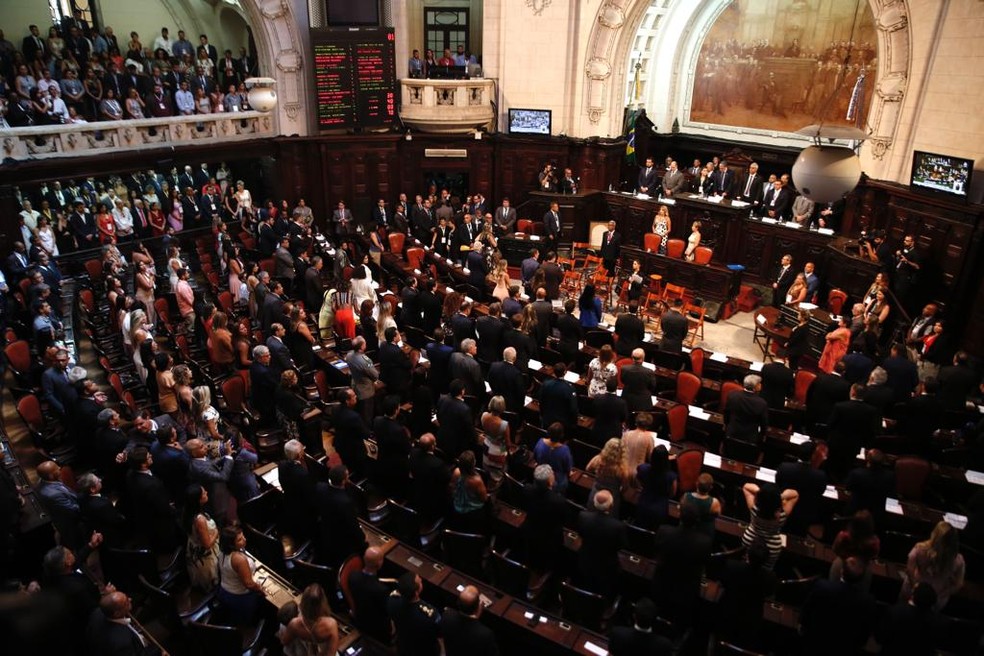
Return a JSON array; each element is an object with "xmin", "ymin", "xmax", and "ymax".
[{"xmin": 312, "ymin": 28, "xmax": 397, "ymax": 131}]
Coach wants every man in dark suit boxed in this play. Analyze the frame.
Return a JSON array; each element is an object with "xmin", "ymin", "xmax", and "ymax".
[
  {"xmin": 409, "ymin": 434, "xmax": 451, "ymax": 522},
  {"xmin": 600, "ymin": 220, "xmax": 622, "ymax": 274},
  {"xmin": 938, "ymin": 351, "xmax": 979, "ymax": 410},
  {"xmin": 332, "ymin": 388, "xmax": 371, "ymax": 479},
  {"xmin": 419, "ymin": 279, "xmax": 443, "ymax": 334},
  {"xmin": 466, "ymin": 248, "xmax": 487, "ymax": 293},
  {"xmin": 863, "ymin": 367, "xmax": 895, "ymax": 417},
  {"xmin": 125, "ymin": 447, "xmax": 176, "ymax": 551},
  {"xmin": 543, "ymin": 202, "xmax": 561, "ymax": 252},
  {"xmin": 805, "ymin": 361, "xmax": 850, "ymax": 429},
  {"xmin": 436, "ymin": 380, "xmax": 476, "ymax": 458},
  {"xmin": 186, "ymin": 438, "xmax": 235, "ymax": 525},
  {"xmin": 771, "ymin": 253, "xmax": 795, "ymax": 308},
  {"xmin": 315, "ymin": 465, "xmax": 368, "ymax": 567},
  {"xmin": 522, "ymin": 464, "xmax": 567, "ymax": 571},
  {"xmin": 449, "ymin": 339, "xmax": 484, "ymax": 400},
  {"xmin": 148, "ymin": 425, "xmax": 189, "ymax": 503},
  {"xmin": 659, "ymin": 299, "xmax": 688, "ymax": 353},
  {"xmin": 540, "ymin": 252, "xmax": 564, "ymax": 301},
  {"xmin": 249, "ymin": 345, "xmax": 279, "ymax": 425},
  {"xmin": 760, "ymin": 361, "xmax": 794, "ymax": 410},
  {"xmin": 257, "ymin": 214, "xmax": 279, "ymax": 256},
  {"xmin": 85, "ymin": 592, "xmax": 154, "ymax": 656},
  {"xmin": 77, "ymin": 472, "xmax": 126, "ymax": 547},
  {"xmin": 199, "ymin": 34, "xmax": 219, "ymax": 64},
  {"xmin": 304, "ymin": 256, "xmax": 325, "ymax": 314},
  {"xmin": 710, "ymin": 160, "xmax": 735, "ymax": 197},
  {"xmin": 897, "ymin": 379, "xmax": 945, "ymax": 445},
  {"xmin": 539, "ymin": 363, "xmax": 578, "ymax": 428},
  {"xmin": 492, "ymin": 197, "xmax": 516, "ymax": 235},
  {"xmin": 475, "ymin": 303, "xmax": 506, "ymax": 363},
  {"xmin": 346, "ymin": 546, "xmax": 393, "ymax": 642},
  {"xmin": 410, "ymin": 197, "xmax": 434, "ymax": 243},
  {"xmin": 621, "ymin": 348, "xmax": 656, "ymax": 413},
  {"xmin": 265, "ymin": 322, "xmax": 295, "ymax": 376},
  {"xmin": 825, "ymin": 383, "xmax": 881, "ymax": 480},
  {"xmin": 425, "ymin": 328, "xmax": 455, "ymax": 397},
  {"xmin": 529, "ymin": 287, "xmax": 553, "ymax": 348},
  {"xmin": 652, "ymin": 503, "xmax": 712, "ymax": 624},
  {"xmin": 592, "ymin": 378, "xmax": 628, "ymax": 444},
  {"xmin": 521, "ymin": 248, "xmax": 540, "ymax": 287},
  {"xmin": 452, "ymin": 213, "xmax": 476, "ymax": 262},
  {"xmin": 799, "ymin": 557, "xmax": 877, "ymax": 656},
  {"xmin": 609, "ymin": 597, "xmax": 672, "ymax": 656},
  {"xmin": 443, "ymin": 585, "xmax": 499, "ymax": 656},
  {"xmin": 370, "ymin": 198, "xmax": 389, "ymax": 228},
  {"xmin": 191, "ymin": 65, "xmax": 214, "ymax": 96},
  {"xmin": 614, "ymin": 301, "xmax": 645, "ymax": 357},
  {"xmin": 371, "ymin": 397, "xmax": 412, "ymax": 499},
  {"xmin": 69, "ymin": 200, "xmax": 99, "ymax": 247},
  {"xmin": 637, "ymin": 157, "xmax": 658, "ymax": 195},
  {"xmin": 759, "ymin": 179, "xmax": 793, "ymax": 220},
  {"xmin": 449, "ymin": 301, "xmax": 476, "ymax": 349},
  {"xmin": 503, "ymin": 313, "xmax": 539, "ymax": 372},
  {"xmin": 5, "ymin": 241, "xmax": 29, "ymax": 283},
  {"xmin": 41, "ymin": 349, "xmax": 77, "ymax": 420},
  {"xmin": 488, "ymin": 347, "xmax": 527, "ymax": 413},
  {"xmin": 22, "ymin": 25, "xmax": 47, "ymax": 63},
  {"xmin": 776, "ymin": 442, "xmax": 828, "ymax": 535},
  {"xmin": 577, "ymin": 490, "xmax": 626, "ymax": 598},
  {"xmin": 874, "ymin": 582, "xmax": 944, "ymax": 655},
  {"xmin": 278, "ymin": 439, "xmax": 319, "ymax": 540},
  {"xmin": 378, "ymin": 326, "xmax": 412, "ymax": 399},
  {"xmin": 734, "ymin": 161, "xmax": 764, "ymax": 208},
  {"xmin": 724, "ymin": 375, "xmax": 770, "ymax": 444}
]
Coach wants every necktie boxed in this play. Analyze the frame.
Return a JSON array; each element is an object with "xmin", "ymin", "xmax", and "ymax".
[{"xmin": 744, "ymin": 175, "xmax": 753, "ymax": 196}]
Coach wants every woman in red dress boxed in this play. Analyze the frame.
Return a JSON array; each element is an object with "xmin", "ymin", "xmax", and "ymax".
[
  {"xmin": 148, "ymin": 201, "xmax": 167, "ymax": 237},
  {"xmin": 95, "ymin": 202, "xmax": 116, "ymax": 244},
  {"xmin": 818, "ymin": 315, "xmax": 851, "ymax": 373}
]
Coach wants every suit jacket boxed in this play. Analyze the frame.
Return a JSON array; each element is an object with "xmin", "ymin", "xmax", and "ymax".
[
  {"xmin": 370, "ymin": 205, "xmax": 389, "ymax": 227},
  {"xmin": 449, "ymin": 352, "xmax": 483, "ymax": 398},
  {"xmin": 806, "ymin": 372, "xmax": 850, "ymax": 427},
  {"xmin": 449, "ymin": 313, "xmax": 476, "ymax": 349},
  {"xmin": 266, "ymin": 335, "xmax": 294, "ymax": 376},
  {"xmin": 621, "ymin": 364, "xmax": 656, "ymax": 412},
  {"xmin": 826, "ymin": 399, "xmax": 880, "ymax": 478},
  {"xmin": 710, "ymin": 169, "xmax": 735, "ymax": 197},
  {"xmin": 304, "ymin": 266, "xmax": 324, "ymax": 312},
  {"xmin": 188, "ymin": 456, "xmax": 234, "ymax": 522},
  {"xmin": 776, "ymin": 462, "xmax": 827, "ymax": 531},
  {"xmin": 542, "ymin": 209, "xmax": 561, "ymax": 238},
  {"xmin": 609, "ymin": 626, "xmax": 672, "ymax": 656},
  {"xmin": 436, "ymin": 395, "xmax": 475, "ymax": 457},
  {"xmin": 493, "ymin": 206, "xmax": 517, "ymax": 233},
  {"xmin": 661, "ymin": 169, "xmax": 685, "ymax": 195},
  {"xmin": 409, "ymin": 447, "xmax": 451, "ymax": 522},
  {"xmin": 760, "ymin": 186, "xmax": 793, "ymax": 219},
  {"xmin": 539, "ymin": 378, "xmax": 577, "ymax": 428},
  {"xmin": 734, "ymin": 172, "xmax": 764, "ymax": 205},
  {"xmin": 42, "ymin": 366, "xmax": 77, "ymax": 417},
  {"xmin": 800, "ymin": 579, "xmax": 876, "ymax": 656},
  {"xmin": 371, "ymin": 416, "xmax": 412, "ymax": 497},
  {"xmin": 600, "ymin": 230, "xmax": 622, "ymax": 266},
  {"xmin": 261, "ymin": 293, "xmax": 286, "ymax": 333},
  {"xmin": 614, "ymin": 312, "xmax": 645, "ymax": 357},
  {"xmin": 149, "ymin": 442, "xmax": 190, "ymax": 502},
  {"xmin": 466, "ymin": 250, "xmax": 488, "ymax": 291},
  {"xmin": 724, "ymin": 390, "xmax": 769, "ymax": 442},
  {"xmin": 592, "ymin": 392, "xmax": 628, "ymax": 443},
  {"xmin": 442, "ymin": 609, "xmax": 499, "ymax": 656},
  {"xmin": 541, "ymin": 262, "xmax": 564, "ymax": 301},
  {"xmin": 475, "ymin": 316, "xmax": 506, "ymax": 362},
  {"xmin": 249, "ymin": 361, "xmax": 278, "ymax": 421},
  {"xmin": 653, "ymin": 524, "xmax": 712, "ymax": 612},
  {"xmin": 503, "ymin": 328, "xmax": 538, "ymax": 372},
  {"xmin": 773, "ymin": 265, "xmax": 795, "ymax": 303},
  {"xmin": 418, "ymin": 290, "xmax": 442, "ymax": 334},
  {"xmin": 332, "ymin": 406, "xmax": 370, "ymax": 478},
  {"xmin": 530, "ymin": 299, "xmax": 554, "ymax": 347},
  {"xmin": 939, "ymin": 364, "xmax": 978, "ymax": 410},
  {"xmin": 760, "ymin": 362, "xmax": 794, "ymax": 410},
  {"xmin": 425, "ymin": 341, "xmax": 454, "ymax": 396},
  {"xmin": 881, "ymin": 355, "xmax": 919, "ymax": 402},
  {"xmin": 488, "ymin": 361, "xmax": 526, "ymax": 413},
  {"xmin": 637, "ymin": 166, "xmax": 658, "ymax": 192},
  {"xmin": 577, "ymin": 509, "xmax": 626, "ymax": 596},
  {"xmin": 257, "ymin": 222, "xmax": 279, "ymax": 256},
  {"xmin": 85, "ymin": 611, "xmax": 154, "ymax": 656},
  {"xmin": 378, "ymin": 341, "xmax": 411, "ymax": 396},
  {"xmin": 659, "ymin": 310, "xmax": 688, "ymax": 353},
  {"xmin": 22, "ymin": 34, "xmax": 47, "ymax": 62},
  {"xmin": 315, "ymin": 482, "xmax": 368, "ymax": 567},
  {"xmin": 125, "ymin": 470, "xmax": 175, "ymax": 549},
  {"xmin": 785, "ymin": 323, "xmax": 811, "ymax": 362},
  {"xmin": 274, "ymin": 247, "xmax": 295, "ymax": 280},
  {"xmin": 346, "ymin": 351, "xmax": 379, "ymax": 401},
  {"xmin": 191, "ymin": 73, "xmax": 214, "ymax": 95}
]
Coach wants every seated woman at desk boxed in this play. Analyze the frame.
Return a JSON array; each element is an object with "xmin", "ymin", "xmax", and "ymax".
[
  {"xmin": 280, "ymin": 583, "xmax": 340, "ymax": 656},
  {"xmin": 216, "ymin": 525, "xmax": 264, "ymax": 624},
  {"xmin": 785, "ymin": 273, "xmax": 809, "ymax": 305},
  {"xmin": 651, "ymin": 206, "xmax": 672, "ymax": 255},
  {"xmin": 684, "ymin": 221, "xmax": 702, "ymax": 261}
]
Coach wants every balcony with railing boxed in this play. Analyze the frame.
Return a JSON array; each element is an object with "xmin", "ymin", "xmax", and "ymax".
[
  {"xmin": 0, "ymin": 111, "xmax": 275, "ymax": 161},
  {"xmin": 399, "ymin": 78, "xmax": 495, "ymax": 135}
]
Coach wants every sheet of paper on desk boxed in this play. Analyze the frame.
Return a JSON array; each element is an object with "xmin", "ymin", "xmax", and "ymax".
[
  {"xmin": 682, "ymin": 346, "xmax": 692, "ymax": 354},
  {"xmin": 414, "ymin": 269, "xmax": 422, "ymax": 275},
  {"xmin": 654, "ymin": 437, "xmax": 672, "ymax": 450},
  {"xmin": 579, "ymin": 342, "xmax": 585, "ymax": 350},
  {"xmin": 528, "ymin": 359, "xmax": 543, "ymax": 371},
  {"xmin": 799, "ymin": 302, "xmax": 817, "ymax": 310},
  {"xmin": 607, "ymin": 325, "xmax": 615, "ymax": 332},
  {"xmin": 818, "ymin": 228, "xmax": 835, "ymax": 235},
  {"xmin": 756, "ymin": 314, "xmax": 767, "ymax": 325},
  {"xmin": 704, "ymin": 452, "xmax": 722, "ymax": 468},
  {"xmin": 262, "ymin": 467, "xmax": 281, "ymax": 490},
  {"xmin": 823, "ymin": 485, "xmax": 838, "ymax": 499},
  {"xmin": 616, "ymin": 389, "xmax": 623, "ymax": 396},
  {"xmin": 529, "ymin": 235, "xmax": 541, "ymax": 241},
  {"xmin": 661, "ymin": 198, "xmax": 676, "ymax": 206},
  {"xmin": 525, "ymin": 395, "xmax": 534, "ymax": 406},
  {"xmin": 485, "ymin": 381, "xmax": 492, "ymax": 393},
  {"xmin": 563, "ymin": 371, "xmax": 581, "ymax": 384},
  {"xmin": 790, "ymin": 432, "xmax": 810, "ymax": 445},
  {"xmin": 944, "ymin": 513, "xmax": 968, "ymax": 530},
  {"xmin": 583, "ymin": 641, "xmax": 608, "ymax": 656},
  {"xmin": 462, "ymin": 268, "xmax": 470, "ymax": 275},
  {"xmin": 965, "ymin": 470, "xmax": 984, "ymax": 486},
  {"xmin": 762, "ymin": 217, "xmax": 778, "ymax": 224},
  {"xmin": 755, "ymin": 467, "xmax": 777, "ymax": 483},
  {"xmin": 710, "ymin": 352, "xmax": 728, "ymax": 362},
  {"xmin": 642, "ymin": 362, "xmax": 656, "ymax": 371},
  {"xmin": 687, "ymin": 405, "xmax": 710, "ymax": 420},
  {"xmin": 749, "ymin": 361, "xmax": 764, "ymax": 372},
  {"xmin": 885, "ymin": 498, "xmax": 904, "ymax": 515},
  {"xmin": 786, "ymin": 222, "xmax": 802, "ymax": 229},
  {"xmin": 705, "ymin": 195, "xmax": 723, "ymax": 204},
  {"xmin": 857, "ymin": 448, "xmax": 866, "ymax": 460},
  {"xmin": 731, "ymin": 200, "xmax": 748, "ymax": 208}
]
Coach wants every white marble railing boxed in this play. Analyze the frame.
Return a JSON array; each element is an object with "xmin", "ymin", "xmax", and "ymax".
[
  {"xmin": 0, "ymin": 111, "xmax": 275, "ymax": 161},
  {"xmin": 400, "ymin": 78, "xmax": 495, "ymax": 135}
]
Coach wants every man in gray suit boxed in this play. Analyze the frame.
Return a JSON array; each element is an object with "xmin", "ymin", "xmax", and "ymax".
[
  {"xmin": 449, "ymin": 338, "xmax": 484, "ymax": 400},
  {"xmin": 661, "ymin": 160, "xmax": 685, "ymax": 197},
  {"xmin": 493, "ymin": 198, "xmax": 517, "ymax": 235},
  {"xmin": 346, "ymin": 336, "xmax": 380, "ymax": 424},
  {"xmin": 186, "ymin": 438, "xmax": 235, "ymax": 524},
  {"xmin": 659, "ymin": 299, "xmax": 689, "ymax": 354},
  {"xmin": 274, "ymin": 236, "xmax": 295, "ymax": 283}
]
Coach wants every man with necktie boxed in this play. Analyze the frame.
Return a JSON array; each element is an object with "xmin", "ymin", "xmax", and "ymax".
[
  {"xmin": 600, "ymin": 220, "xmax": 622, "ymax": 275},
  {"xmin": 772, "ymin": 254, "xmax": 795, "ymax": 308},
  {"xmin": 131, "ymin": 199, "xmax": 151, "ymax": 239},
  {"xmin": 543, "ymin": 202, "xmax": 561, "ymax": 252},
  {"xmin": 661, "ymin": 160, "xmax": 685, "ymax": 197},
  {"xmin": 710, "ymin": 161, "xmax": 735, "ymax": 198},
  {"xmin": 493, "ymin": 198, "xmax": 517, "ymax": 235},
  {"xmin": 371, "ymin": 198, "xmax": 389, "ymax": 228},
  {"xmin": 22, "ymin": 25, "xmax": 47, "ymax": 63},
  {"xmin": 559, "ymin": 167, "xmax": 578, "ymax": 194},
  {"xmin": 735, "ymin": 162, "xmax": 764, "ymax": 208},
  {"xmin": 637, "ymin": 157, "xmax": 658, "ymax": 195}
]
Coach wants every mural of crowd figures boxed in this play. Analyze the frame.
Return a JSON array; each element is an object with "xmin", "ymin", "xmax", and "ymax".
[{"xmin": 689, "ymin": 0, "xmax": 878, "ymax": 134}]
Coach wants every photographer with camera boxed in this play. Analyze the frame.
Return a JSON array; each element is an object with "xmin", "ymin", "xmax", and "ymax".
[
  {"xmin": 538, "ymin": 163, "xmax": 557, "ymax": 192},
  {"xmin": 858, "ymin": 229, "xmax": 893, "ymax": 271}
]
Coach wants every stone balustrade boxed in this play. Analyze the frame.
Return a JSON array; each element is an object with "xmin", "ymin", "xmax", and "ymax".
[
  {"xmin": 0, "ymin": 110, "xmax": 274, "ymax": 161},
  {"xmin": 400, "ymin": 78, "xmax": 495, "ymax": 135}
]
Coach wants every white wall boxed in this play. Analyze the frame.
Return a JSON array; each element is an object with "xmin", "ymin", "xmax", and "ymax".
[{"xmin": 1, "ymin": 2, "xmax": 62, "ymax": 43}]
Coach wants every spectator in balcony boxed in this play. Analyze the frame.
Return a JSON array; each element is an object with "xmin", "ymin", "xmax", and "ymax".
[
  {"xmin": 153, "ymin": 28, "xmax": 173, "ymax": 57},
  {"xmin": 99, "ymin": 87, "xmax": 122, "ymax": 120},
  {"xmin": 149, "ymin": 201, "xmax": 167, "ymax": 236},
  {"xmin": 28, "ymin": 87, "xmax": 50, "ymax": 123},
  {"xmin": 82, "ymin": 68, "xmax": 102, "ymax": 118},
  {"xmin": 37, "ymin": 68, "xmax": 58, "ymax": 96},
  {"xmin": 172, "ymin": 30, "xmax": 194, "ymax": 61},
  {"xmin": 223, "ymin": 84, "xmax": 243, "ymax": 112},
  {"xmin": 174, "ymin": 80, "xmax": 194, "ymax": 115},
  {"xmin": 236, "ymin": 81, "xmax": 250, "ymax": 109},
  {"xmin": 46, "ymin": 26, "xmax": 66, "ymax": 68},
  {"xmin": 238, "ymin": 47, "xmax": 257, "ymax": 78},
  {"xmin": 199, "ymin": 34, "xmax": 218, "ymax": 64},
  {"xmin": 219, "ymin": 49, "xmax": 238, "ymax": 88},
  {"xmin": 146, "ymin": 83, "xmax": 173, "ymax": 117},
  {"xmin": 438, "ymin": 48, "xmax": 454, "ymax": 67},
  {"xmin": 196, "ymin": 48, "xmax": 215, "ymax": 79},
  {"xmin": 124, "ymin": 86, "xmax": 145, "ymax": 119},
  {"xmin": 192, "ymin": 87, "xmax": 211, "ymax": 115},
  {"xmin": 60, "ymin": 68, "xmax": 85, "ymax": 106},
  {"xmin": 107, "ymin": 45, "xmax": 124, "ymax": 72}
]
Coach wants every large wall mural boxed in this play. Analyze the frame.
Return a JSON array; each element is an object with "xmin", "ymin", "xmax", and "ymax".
[{"xmin": 689, "ymin": 0, "xmax": 878, "ymax": 134}]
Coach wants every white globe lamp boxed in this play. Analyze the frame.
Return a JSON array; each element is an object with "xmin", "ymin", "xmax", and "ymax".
[
  {"xmin": 244, "ymin": 77, "xmax": 278, "ymax": 112},
  {"xmin": 791, "ymin": 144, "xmax": 862, "ymax": 203}
]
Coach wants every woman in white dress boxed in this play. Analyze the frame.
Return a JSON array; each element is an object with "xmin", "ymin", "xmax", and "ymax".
[
  {"xmin": 36, "ymin": 216, "xmax": 58, "ymax": 257},
  {"xmin": 167, "ymin": 246, "xmax": 185, "ymax": 291},
  {"xmin": 489, "ymin": 259, "xmax": 510, "ymax": 302},
  {"xmin": 652, "ymin": 205, "xmax": 672, "ymax": 256},
  {"xmin": 684, "ymin": 220, "xmax": 702, "ymax": 261},
  {"xmin": 349, "ymin": 265, "xmax": 376, "ymax": 320}
]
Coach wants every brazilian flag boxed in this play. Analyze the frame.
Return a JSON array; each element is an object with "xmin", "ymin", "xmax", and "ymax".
[{"xmin": 624, "ymin": 107, "xmax": 639, "ymax": 165}]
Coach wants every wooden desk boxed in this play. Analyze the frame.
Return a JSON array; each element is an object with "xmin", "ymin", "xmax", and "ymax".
[
  {"xmin": 439, "ymin": 570, "xmax": 511, "ymax": 616},
  {"xmin": 621, "ymin": 245, "xmax": 742, "ymax": 313},
  {"xmin": 502, "ymin": 600, "xmax": 580, "ymax": 650},
  {"xmin": 387, "ymin": 543, "xmax": 451, "ymax": 586},
  {"xmin": 252, "ymin": 557, "xmax": 301, "ymax": 607},
  {"xmin": 361, "ymin": 521, "xmax": 398, "ymax": 556}
]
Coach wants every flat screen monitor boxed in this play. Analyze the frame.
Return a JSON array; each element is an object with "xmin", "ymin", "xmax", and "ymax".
[
  {"xmin": 326, "ymin": 0, "xmax": 380, "ymax": 27},
  {"xmin": 910, "ymin": 150, "xmax": 973, "ymax": 201},
  {"xmin": 508, "ymin": 108, "xmax": 552, "ymax": 135}
]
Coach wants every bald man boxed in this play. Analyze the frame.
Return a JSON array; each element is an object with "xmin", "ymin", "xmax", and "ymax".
[
  {"xmin": 576, "ymin": 489, "xmax": 626, "ymax": 599},
  {"xmin": 85, "ymin": 591, "xmax": 149, "ymax": 655},
  {"xmin": 36, "ymin": 460, "xmax": 82, "ymax": 548},
  {"xmin": 347, "ymin": 546, "xmax": 392, "ymax": 641},
  {"xmin": 442, "ymin": 585, "xmax": 499, "ymax": 656}
]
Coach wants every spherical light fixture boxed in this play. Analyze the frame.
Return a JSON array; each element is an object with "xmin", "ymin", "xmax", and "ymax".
[
  {"xmin": 244, "ymin": 77, "xmax": 277, "ymax": 113},
  {"xmin": 791, "ymin": 144, "xmax": 862, "ymax": 204}
]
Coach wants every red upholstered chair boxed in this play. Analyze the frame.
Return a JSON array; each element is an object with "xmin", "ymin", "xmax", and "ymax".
[
  {"xmin": 706, "ymin": 381, "xmax": 743, "ymax": 413},
  {"xmin": 614, "ymin": 357, "xmax": 634, "ymax": 387},
  {"xmin": 675, "ymin": 448, "xmax": 705, "ymax": 493},
  {"xmin": 895, "ymin": 457, "xmax": 931, "ymax": 501},
  {"xmin": 793, "ymin": 370, "xmax": 817, "ymax": 405},
  {"xmin": 337, "ymin": 553, "xmax": 364, "ymax": 613},
  {"xmin": 690, "ymin": 347, "xmax": 705, "ymax": 378},
  {"xmin": 694, "ymin": 246, "xmax": 713, "ymax": 265},
  {"xmin": 660, "ymin": 371, "xmax": 701, "ymax": 406},
  {"xmin": 530, "ymin": 222, "xmax": 546, "ymax": 236},
  {"xmin": 827, "ymin": 289, "xmax": 848, "ymax": 316},
  {"xmin": 666, "ymin": 404, "xmax": 688, "ymax": 442},
  {"xmin": 516, "ymin": 219, "xmax": 533, "ymax": 234},
  {"xmin": 406, "ymin": 247, "xmax": 425, "ymax": 269},
  {"xmin": 259, "ymin": 258, "xmax": 276, "ymax": 276},
  {"xmin": 644, "ymin": 233, "xmax": 662, "ymax": 253},
  {"xmin": 388, "ymin": 232, "xmax": 406, "ymax": 254},
  {"xmin": 666, "ymin": 239, "xmax": 686, "ymax": 259}
]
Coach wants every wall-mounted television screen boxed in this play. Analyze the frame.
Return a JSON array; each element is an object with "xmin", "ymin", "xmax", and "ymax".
[
  {"xmin": 910, "ymin": 150, "xmax": 973, "ymax": 200},
  {"xmin": 508, "ymin": 108, "xmax": 551, "ymax": 135},
  {"xmin": 326, "ymin": 0, "xmax": 380, "ymax": 27}
]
